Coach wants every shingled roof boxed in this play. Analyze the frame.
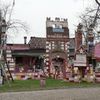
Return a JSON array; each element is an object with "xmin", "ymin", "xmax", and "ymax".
[
  {"xmin": 6, "ymin": 44, "xmax": 30, "ymax": 50},
  {"xmin": 29, "ymin": 37, "xmax": 46, "ymax": 49}
]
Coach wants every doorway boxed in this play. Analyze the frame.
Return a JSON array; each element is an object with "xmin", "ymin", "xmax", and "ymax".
[
  {"xmin": 52, "ymin": 57, "xmax": 66, "ymax": 79},
  {"xmin": 78, "ymin": 67, "xmax": 86, "ymax": 78}
]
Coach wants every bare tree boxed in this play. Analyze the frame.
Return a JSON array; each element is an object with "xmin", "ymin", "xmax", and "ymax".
[
  {"xmin": 79, "ymin": 1, "xmax": 100, "ymax": 44},
  {"xmin": 95, "ymin": 0, "xmax": 100, "ymax": 6},
  {"xmin": 0, "ymin": 1, "xmax": 28, "ymax": 39}
]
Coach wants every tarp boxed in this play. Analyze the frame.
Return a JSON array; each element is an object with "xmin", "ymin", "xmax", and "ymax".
[{"xmin": 94, "ymin": 43, "xmax": 100, "ymax": 58}]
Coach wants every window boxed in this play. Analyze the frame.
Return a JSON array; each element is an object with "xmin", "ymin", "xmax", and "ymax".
[
  {"xmin": 52, "ymin": 24, "xmax": 56, "ymax": 28},
  {"xmin": 46, "ymin": 49, "xmax": 49, "ymax": 53},
  {"xmin": 69, "ymin": 49, "xmax": 74, "ymax": 53}
]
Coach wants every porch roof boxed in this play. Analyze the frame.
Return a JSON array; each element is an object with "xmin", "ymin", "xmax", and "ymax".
[{"xmin": 12, "ymin": 52, "xmax": 44, "ymax": 57}]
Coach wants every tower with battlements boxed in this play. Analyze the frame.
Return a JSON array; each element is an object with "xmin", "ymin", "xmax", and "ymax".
[{"xmin": 45, "ymin": 17, "xmax": 69, "ymax": 78}]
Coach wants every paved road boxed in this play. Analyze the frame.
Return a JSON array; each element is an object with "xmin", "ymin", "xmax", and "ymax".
[{"xmin": 0, "ymin": 88, "xmax": 100, "ymax": 100}]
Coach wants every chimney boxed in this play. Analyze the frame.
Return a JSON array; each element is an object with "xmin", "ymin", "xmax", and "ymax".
[{"xmin": 24, "ymin": 36, "xmax": 27, "ymax": 44}]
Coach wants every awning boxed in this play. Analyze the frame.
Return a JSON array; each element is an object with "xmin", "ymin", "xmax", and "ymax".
[{"xmin": 12, "ymin": 52, "xmax": 44, "ymax": 57}]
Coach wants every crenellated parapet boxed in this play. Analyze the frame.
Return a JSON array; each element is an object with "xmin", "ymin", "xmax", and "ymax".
[{"xmin": 46, "ymin": 17, "xmax": 68, "ymax": 28}]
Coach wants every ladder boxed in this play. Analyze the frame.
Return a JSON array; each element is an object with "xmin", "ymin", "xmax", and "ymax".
[{"xmin": 0, "ymin": 36, "xmax": 14, "ymax": 85}]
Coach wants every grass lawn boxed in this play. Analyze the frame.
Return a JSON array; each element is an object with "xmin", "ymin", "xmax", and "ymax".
[{"xmin": 0, "ymin": 78, "xmax": 100, "ymax": 92}]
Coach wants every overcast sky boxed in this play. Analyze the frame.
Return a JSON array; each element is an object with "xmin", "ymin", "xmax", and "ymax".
[{"xmin": 2, "ymin": 0, "xmax": 95, "ymax": 43}]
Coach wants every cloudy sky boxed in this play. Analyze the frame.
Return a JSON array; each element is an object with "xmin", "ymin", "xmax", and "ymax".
[{"xmin": 1, "ymin": 0, "xmax": 95, "ymax": 43}]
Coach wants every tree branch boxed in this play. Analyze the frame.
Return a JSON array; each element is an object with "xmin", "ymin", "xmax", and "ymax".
[{"xmin": 95, "ymin": 0, "xmax": 100, "ymax": 6}]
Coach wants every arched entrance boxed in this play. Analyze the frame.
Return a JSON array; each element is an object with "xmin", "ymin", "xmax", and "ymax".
[
  {"xmin": 78, "ymin": 67, "xmax": 86, "ymax": 78},
  {"xmin": 48, "ymin": 51, "xmax": 68, "ymax": 79},
  {"xmin": 51, "ymin": 57, "xmax": 66, "ymax": 79}
]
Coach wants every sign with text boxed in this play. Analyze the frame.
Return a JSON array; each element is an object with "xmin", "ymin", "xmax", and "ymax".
[
  {"xmin": 53, "ymin": 28, "xmax": 64, "ymax": 32},
  {"xmin": 74, "ymin": 54, "xmax": 86, "ymax": 67}
]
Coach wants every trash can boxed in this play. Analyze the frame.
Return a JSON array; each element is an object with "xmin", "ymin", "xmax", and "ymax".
[{"xmin": 40, "ymin": 77, "xmax": 46, "ymax": 87}]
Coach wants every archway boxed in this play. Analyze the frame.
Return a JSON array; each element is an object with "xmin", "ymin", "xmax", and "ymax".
[{"xmin": 51, "ymin": 57, "xmax": 66, "ymax": 79}]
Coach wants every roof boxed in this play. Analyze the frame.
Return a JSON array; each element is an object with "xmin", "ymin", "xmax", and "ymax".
[
  {"xmin": 12, "ymin": 52, "xmax": 44, "ymax": 57},
  {"xmin": 29, "ymin": 37, "xmax": 46, "ymax": 49},
  {"xmin": 6, "ymin": 37, "xmax": 46, "ymax": 50},
  {"xmin": 76, "ymin": 45, "xmax": 87, "ymax": 54},
  {"xmin": 6, "ymin": 44, "xmax": 30, "ymax": 50}
]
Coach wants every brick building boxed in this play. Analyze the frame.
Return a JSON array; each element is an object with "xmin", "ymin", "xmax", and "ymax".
[
  {"xmin": 45, "ymin": 17, "xmax": 69, "ymax": 78},
  {"xmin": 5, "ymin": 37, "xmax": 46, "ymax": 79},
  {"xmin": 75, "ymin": 23, "xmax": 83, "ymax": 51},
  {"xmin": 5, "ymin": 17, "xmax": 74, "ymax": 80}
]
